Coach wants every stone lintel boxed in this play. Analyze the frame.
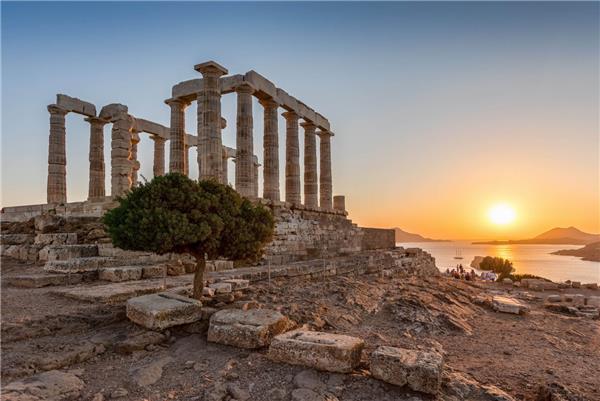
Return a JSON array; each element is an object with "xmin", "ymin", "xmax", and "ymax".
[
  {"xmin": 244, "ymin": 70, "xmax": 277, "ymax": 100},
  {"xmin": 235, "ymin": 81, "xmax": 256, "ymax": 94},
  {"xmin": 135, "ymin": 118, "xmax": 170, "ymax": 140},
  {"xmin": 194, "ymin": 60, "xmax": 228, "ymax": 76},
  {"xmin": 56, "ymin": 94, "xmax": 97, "ymax": 117},
  {"xmin": 317, "ymin": 129, "xmax": 335, "ymax": 138}
]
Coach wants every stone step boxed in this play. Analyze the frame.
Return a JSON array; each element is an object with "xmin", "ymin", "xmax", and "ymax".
[
  {"xmin": 52, "ymin": 279, "xmax": 167, "ymax": 304},
  {"xmin": 5, "ymin": 272, "xmax": 95, "ymax": 288},
  {"xmin": 39, "ymin": 244, "xmax": 99, "ymax": 262},
  {"xmin": 98, "ymin": 265, "xmax": 166, "ymax": 282},
  {"xmin": 44, "ymin": 256, "xmax": 163, "ymax": 274},
  {"xmin": 0, "ymin": 233, "xmax": 35, "ymax": 245}
]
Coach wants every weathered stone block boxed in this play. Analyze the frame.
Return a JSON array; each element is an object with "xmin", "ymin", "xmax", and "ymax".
[
  {"xmin": 54, "ymin": 280, "xmax": 165, "ymax": 304},
  {"xmin": 268, "ymin": 329, "xmax": 364, "ymax": 373},
  {"xmin": 35, "ymin": 233, "xmax": 77, "ymax": 246},
  {"xmin": 99, "ymin": 266, "xmax": 143, "ymax": 282},
  {"xmin": 126, "ymin": 293, "xmax": 203, "ymax": 330},
  {"xmin": 209, "ymin": 282, "xmax": 232, "ymax": 294},
  {"xmin": 370, "ymin": 346, "xmax": 443, "ymax": 395},
  {"xmin": 492, "ymin": 296, "xmax": 529, "ymax": 315},
  {"xmin": 222, "ymin": 279, "xmax": 249, "ymax": 290},
  {"xmin": 6, "ymin": 273, "xmax": 83, "ymax": 288},
  {"xmin": 587, "ymin": 296, "xmax": 600, "ymax": 307},
  {"xmin": 143, "ymin": 265, "xmax": 167, "ymax": 279},
  {"xmin": 208, "ymin": 309, "xmax": 292, "ymax": 349}
]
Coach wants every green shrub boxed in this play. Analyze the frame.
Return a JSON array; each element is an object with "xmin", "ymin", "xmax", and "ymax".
[
  {"xmin": 479, "ymin": 256, "xmax": 514, "ymax": 281},
  {"xmin": 103, "ymin": 173, "xmax": 274, "ymax": 299}
]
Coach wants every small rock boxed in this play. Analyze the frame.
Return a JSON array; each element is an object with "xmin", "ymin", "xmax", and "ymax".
[
  {"xmin": 294, "ymin": 370, "xmax": 326, "ymax": 392},
  {"xmin": 111, "ymin": 387, "xmax": 129, "ymax": 398},
  {"xmin": 92, "ymin": 392, "xmax": 105, "ymax": 401},
  {"xmin": 291, "ymin": 388, "xmax": 324, "ymax": 401},
  {"xmin": 227, "ymin": 383, "xmax": 250, "ymax": 401}
]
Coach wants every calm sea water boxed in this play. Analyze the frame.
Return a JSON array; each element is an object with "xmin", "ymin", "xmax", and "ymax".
[{"xmin": 397, "ymin": 241, "xmax": 600, "ymax": 284}]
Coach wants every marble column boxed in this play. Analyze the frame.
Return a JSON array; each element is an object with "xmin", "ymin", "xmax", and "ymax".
[
  {"xmin": 129, "ymin": 131, "xmax": 141, "ymax": 187},
  {"xmin": 195, "ymin": 61, "xmax": 228, "ymax": 183},
  {"xmin": 85, "ymin": 117, "xmax": 107, "ymax": 200},
  {"xmin": 47, "ymin": 105, "xmax": 68, "ymax": 204},
  {"xmin": 235, "ymin": 83, "xmax": 255, "ymax": 198},
  {"xmin": 283, "ymin": 111, "xmax": 301, "ymax": 204},
  {"xmin": 301, "ymin": 121, "xmax": 318, "ymax": 208},
  {"xmin": 260, "ymin": 98, "xmax": 279, "ymax": 201},
  {"xmin": 111, "ymin": 114, "xmax": 134, "ymax": 197},
  {"xmin": 334, "ymin": 195, "xmax": 346, "ymax": 212},
  {"xmin": 253, "ymin": 160, "xmax": 260, "ymax": 199},
  {"xmin": 317, "ymin": 130, "xmax": 333, "ymax": 210},
  {"xmin": 221, "ymin": 150, "xmax": 229, "ymax": 184},
  {"xmin": 152, "ymin": 135, "xmax": 165, "ymax": 177},
  {"xmin": 183, "ymin": 141, "xmax": 191, "ymax": 177},
  {"xmin": 166, "ymin": 99, "xmax": 187, "ymax": 174}
]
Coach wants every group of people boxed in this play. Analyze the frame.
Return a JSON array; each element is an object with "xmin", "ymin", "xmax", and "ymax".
[{"xmin": 446, "ymin": 264, "xmax": 478, "ymax": 281}]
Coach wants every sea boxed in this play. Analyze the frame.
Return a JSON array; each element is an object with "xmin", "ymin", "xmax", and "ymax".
[{"xmin": 397, "ymin": 241, "xmax": 600, "ymax": 284}]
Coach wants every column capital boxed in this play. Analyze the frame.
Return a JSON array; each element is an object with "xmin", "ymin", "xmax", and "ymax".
[
  {"xmin": 316, "ymin": 129, "xmax": 334, "ymax": 138},
  {"xmin": 194, "ymin": 60, "xmax": 228, "ymax": 76},
  {"xmin": 84, "ymin": 116, "xmax": 109, "ymax": 125},
  {"xmin": 164, "ymin": 98, "xmax": 190, "ymax": 108},
  {"xmin": 150, "ymin": 134, "xmax": 166, "ymax": 143},
  {"xmin": 47, "ymin": 104, "xmax": 68, "ymax": 116},
  {"xmin": 300, "ymin": 121, "xmax": 316, "ymax": 130},
  {"xmin": 281, "ymin": 110, "xmax": 299, "ymax": 121},
  {"xmin": 235, "ymin": 82, "xmax": 255, "ymax": 94},
  {"xmin": 259, "ymin": 97, "xmax": 279, "ymax": 109}
]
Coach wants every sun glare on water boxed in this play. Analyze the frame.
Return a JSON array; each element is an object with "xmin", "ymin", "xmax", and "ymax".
[{"xmin": 489, "ymin": 203, "xmax": 516, "ymax": 225}]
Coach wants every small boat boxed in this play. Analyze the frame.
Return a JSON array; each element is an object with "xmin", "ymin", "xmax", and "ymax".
[{"xmin": 454, "ymin": 249, "xmax": 464, "ymax": 260}]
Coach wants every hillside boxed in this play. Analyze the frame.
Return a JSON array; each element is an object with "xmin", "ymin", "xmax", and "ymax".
[
  {"xmin": 474, "ymin": 227, "xmax": 600, "ymax": 245},
  {"xmin": 394, "ymin": 228, "xmax": 448, "ymax": 243},
  {"xmin": 552, "ymin": 241, "xmax": 600, "ymax": 262}
]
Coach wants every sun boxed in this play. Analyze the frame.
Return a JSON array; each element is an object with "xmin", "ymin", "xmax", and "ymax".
[{"xmin": 488, "ymin": 203, "xmax": 516, "ymax": 225}]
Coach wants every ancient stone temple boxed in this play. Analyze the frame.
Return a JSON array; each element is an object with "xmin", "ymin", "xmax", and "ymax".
[{"xmin": 1, "ymin": 61, "xmax": 395, "ymax": 262}]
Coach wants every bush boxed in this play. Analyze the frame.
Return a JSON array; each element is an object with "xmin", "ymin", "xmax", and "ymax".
[
  {"xmin": 103, "ymin": 173, "xmax": 275, "ymax": 299},
  {"xmin": 479, "ymin": 256, "xmax": 514, "ymax": 281}
]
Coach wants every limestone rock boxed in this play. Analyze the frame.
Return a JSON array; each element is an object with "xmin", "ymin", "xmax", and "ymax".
[
  {"xmin": 115, "ymin": 331, "xmax": 167, "ymax": 354},
  {"xmin": 34, "ymin": 214, "xmax": 64, "ymax": 233},
  {"xmin": 268, "ymin": 329, "xmax": 364, "ymax": 373},
  {"xmin": 130, "ymin": 356, "xmax": 174, "ymax": 386},
  {"xmin": 208, "ymin": 308, "xmax": 292, "ymax": 349},
  {"xmin": 492, "ymin": 296, "xmax": 529, "ymax": 315},
  {"xmin": 588, "ymin": 296, "xmax": 600, "ymax": 307},
  {"xmin": 294, "ymin": 369, "xmax": 326, "ymax": 392},
  {"xmin": 209, "ymin": 282, "xmax": 233, "ymax": 294},
  {"xmin": 142, "ymin": 265, "xmax": 167, "ymax": 279},
  {"xmin": 2, "ymin": 370, "xmax": 84, "ymax": 401},
  {"xmin": 443, "ymin": 371, "xmax": 515, "ymax": 401},
  {"xmin": 371, "ymin": 346, "xmax": 443, "ymax": 395},
  {"xmin": 127, "ymin": 292, "xmax": 203, "ymax": 330},
  {"xmin": 222, "ymin": 279, "xmax": 250, "ymax": 290}
]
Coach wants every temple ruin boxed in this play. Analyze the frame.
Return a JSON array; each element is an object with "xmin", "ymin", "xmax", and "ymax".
[{"xmin": 2, "ymin": 60, "xmax": 394, "ymax": 262}]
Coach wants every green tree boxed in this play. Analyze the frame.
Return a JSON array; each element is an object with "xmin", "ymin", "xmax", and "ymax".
[
  {"xmin": 479, "ymin": 256, "xmax": 514, "ymax": 280},
  {"xmin": 103, "ymin": 174, "xmax": 274, "ymax": 299}
]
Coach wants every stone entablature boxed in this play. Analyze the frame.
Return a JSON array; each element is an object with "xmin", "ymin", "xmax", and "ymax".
[{"xmin": 43, "ymin": 60, "xmax": 341, "ymax": 214}]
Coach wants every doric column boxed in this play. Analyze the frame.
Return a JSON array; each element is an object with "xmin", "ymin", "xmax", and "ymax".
[
  {"xmin": 317, "ymin": 129, "xmax": 333, "ymax": 210},
  {"xmin": 334, "ymin": 195, "xmax": 346, "ymax": 212},
  {"xmin": 282, "ymin": 111, "xmax": 300, "ymax": 204},
  {"xmin": 151, "ymin": 135, "xmax": 166, "ymax": 177},
  {"xmin": 183, "ymin": 141, "xmax": 191, "ymax": 177},
  {"xmin": 235, "ymin": 83, "xmax": 255, "ymax": 198},
  {"xmin": 195, "ymin": 61, "xmax": 228, "ymax": 183},
  {"xmin": 129, "ymin": 131, "xmax": 140, "ymax": 187},
  {"xmin": 301, "ymin": 121, "xmax": 318, "ymax": 208},
  {"xmin": 111, "ymin": 114, "xmax": 134, "ymax": 197},
  {"xmin": 253, "ymin": 159, "xmax": 260, "ymax": 198},
  {"xmin": 166, "ymin": 99, "xmax": 187, "ymax": 174},
  {"xmin": 222, "ymin": 149, "xmax": 229, "ymax": 184},
  {"xmin": 85, "ymin": 117, "xmax": 107, "ymax": 200},
  {"xmin": 260, "ymin": 98, "xmax": 279, "ymax": 201},
  {"xmin": 47, "ymin": 105, "xmax": 68, "ymax": 204}
]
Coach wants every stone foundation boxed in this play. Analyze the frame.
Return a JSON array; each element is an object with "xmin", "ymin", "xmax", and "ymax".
[{"xmin": 2, "ymin": 200, "xmax": 396, "ymax": 265}]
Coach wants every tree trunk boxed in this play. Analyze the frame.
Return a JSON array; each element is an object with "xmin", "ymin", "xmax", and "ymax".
[{"xmin": 192, "ymin": 256, "xmax": 206, "ymax": 301}]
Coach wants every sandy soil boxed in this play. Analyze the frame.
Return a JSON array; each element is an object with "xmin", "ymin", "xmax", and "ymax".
[{"xmin": 1, "ymin": 257, "xmax": 599, "ymax": 401}]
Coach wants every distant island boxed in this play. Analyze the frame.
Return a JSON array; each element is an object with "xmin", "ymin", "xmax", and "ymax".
[
  {"xmin": 473, "ymin": 226, "xmax": 600, "ymax": 245},
  {"xmin": 394, "ymin": 228, "xmax": 449, "ymax": 243},
  {"xmin": 552, "ymin": 241, "xmax": 600, "ymax": 262}
]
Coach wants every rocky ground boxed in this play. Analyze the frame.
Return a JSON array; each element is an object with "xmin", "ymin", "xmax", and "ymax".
[{"xmin": 1, "ymin": 257, "xmax": 599, "ymax": 401}]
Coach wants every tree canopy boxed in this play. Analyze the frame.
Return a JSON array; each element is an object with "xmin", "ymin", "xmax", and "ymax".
[
  {"xmin": 103, "ymin": 173, "xmax": 274, "ymax": 298},
  {"xmin": 479, "ymin": 256, "xmax": 514, "ymax": 280}
]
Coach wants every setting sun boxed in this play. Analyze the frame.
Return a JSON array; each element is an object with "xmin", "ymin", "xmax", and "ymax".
[{"xmin": 489, "ymin": 203, "xmax": 516, "ymax": 225}]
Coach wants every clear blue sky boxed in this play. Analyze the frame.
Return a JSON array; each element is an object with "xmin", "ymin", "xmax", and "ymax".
[{"xmin": 2, "ymin": 2, "xmax": 598, "ymax": 238}]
